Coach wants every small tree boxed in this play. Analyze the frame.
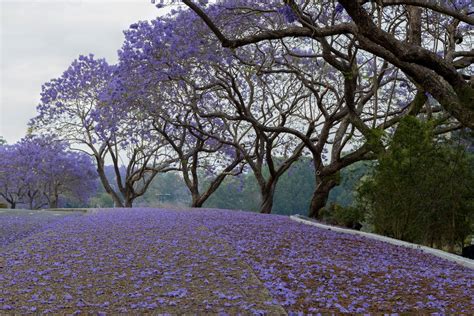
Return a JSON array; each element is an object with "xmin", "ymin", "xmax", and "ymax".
[{"xmin": 358, "ymin": 116, "xmax": 474, "ymax": 250}]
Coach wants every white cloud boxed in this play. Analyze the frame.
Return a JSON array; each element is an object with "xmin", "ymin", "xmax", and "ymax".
[{"xmin": 0, "ymin": 0, "xmax": 167, "ymax": 143}]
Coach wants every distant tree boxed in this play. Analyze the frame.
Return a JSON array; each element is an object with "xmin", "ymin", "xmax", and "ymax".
[
  {"xmin": 202, "ymin": 171, "xmax": 263, "ymax": 212},
  {"xmin": 203, "ymin": 157, "xmax": 315, "ymax": 215},
  {"xmin": 109, "ymin": 21, "xmax": 248, "ymax": 208},
  {"xmin": 88, "ymin": 187, "xmax": 114, "ymax": 209},
  {"xmin": 30, "ymin": 55, "xmax": 175, "ymax": 207},
  {"xmin": 358, "ymin": 116, "xmax": 474, "ymax": 250},
  {"xmin": 0, "ymin": 145, "xmax": 26, "ymax": 208},
  {"xmin": 271, "ymin": 157, "xmax": 315, "ymax": 215},
  {"xmin": 0, "ymin": 136, "xmax": 98, "ymax": 209},
  {"xmin": 204, "ymin": 158, "xmax": 374, "ymax": 216},
  {"xmin": 136, "ymin": 171, "xmax": 191, "ymax": 207}
]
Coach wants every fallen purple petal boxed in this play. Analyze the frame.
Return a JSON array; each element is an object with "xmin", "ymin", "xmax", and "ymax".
[{"xmin": 0, "ymin": 208, "xmax": 472, "ymax": 313}]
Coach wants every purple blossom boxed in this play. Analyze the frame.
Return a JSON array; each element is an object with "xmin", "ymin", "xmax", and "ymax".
[
  {"xmin": 277, "ymin": 5, "xmax": 297, "ymax": 23},
  {"xmin": 0, "ymin": 136, "xmax": 97, "ymax": 209}
]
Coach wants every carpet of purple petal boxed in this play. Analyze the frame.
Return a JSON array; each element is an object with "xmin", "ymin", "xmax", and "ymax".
[{"xmin": 1, "ymin": 208, "xmax": 473, "ymax": 314}]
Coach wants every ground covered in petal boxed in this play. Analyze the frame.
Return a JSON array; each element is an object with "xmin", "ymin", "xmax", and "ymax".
[
  {"xmin": 0, "ymin": 209, "xmax": 81, "ymax": 249},
  {"xmin": 1, "ymin": 208, "xmax": 473, "ymax": 314}
]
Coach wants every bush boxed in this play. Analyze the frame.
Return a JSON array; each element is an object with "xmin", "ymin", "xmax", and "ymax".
[
  {"xmin": 0, "ymin": 202, "xmax": 8, "ymax": 209},
  {"xmin": 357, "ymin": 117, "xmax": 474, "ymax": 251},
  {"xmin": 320, "ymin": 203, "xmax": 365, "ymax": 230}
]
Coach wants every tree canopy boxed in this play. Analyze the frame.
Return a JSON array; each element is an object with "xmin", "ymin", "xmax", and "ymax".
[
  {"xmin": 0, "ymin": 136, "xmax": 97, "ymax": 209},
  {"xmin": 12, "ymin": 0, "xmax": 472, "ymax": 218}
]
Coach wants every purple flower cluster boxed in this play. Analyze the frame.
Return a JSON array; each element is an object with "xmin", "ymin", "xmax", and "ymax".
[
  {"xmin": 277, "ymin": 5, "xmax": 297, "ymax": 23},
  {"xmin": 0, "ymin": 136, "xmax": 97, "ymax": 209},
  {"xmin": 1, "ymin": 208, "xmax": 472, "ymax": 313},
  {"xmin": 449, "ymin": 0, "xmax": 473, "ymax": 10}
]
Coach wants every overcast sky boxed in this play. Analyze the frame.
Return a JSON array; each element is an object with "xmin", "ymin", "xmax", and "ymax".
[{"xmin": 1, "ymin": 0, "xmax": 167, "ymax": 143}]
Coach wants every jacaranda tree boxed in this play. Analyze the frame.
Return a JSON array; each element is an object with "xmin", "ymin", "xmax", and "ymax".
[
  {"xmin": 0, "ymin": 136, "xmax": 97, "ymax": 209},
  {"xmin": 30, "ymin": 55, "xmax": 176, "ymax": 207},
  {"xmin": 28, "ymin": 0, "xmax": 469, "ymax": 217},
  {"xmin": 181, "ymin": 0, "xmax": 474, "ymax": 128},
  {"xmin": 105, "ymin": 36, "xmax": 247, "ymax": 207},
  {"xmin": 167, "ymin": 0, "xmax": 468, "ymax": 216}
]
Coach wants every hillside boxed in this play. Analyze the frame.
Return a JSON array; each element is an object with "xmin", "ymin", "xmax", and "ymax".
[{"xmin": 1, "ymin": 208, "xmax": 473, "ymax": 313}]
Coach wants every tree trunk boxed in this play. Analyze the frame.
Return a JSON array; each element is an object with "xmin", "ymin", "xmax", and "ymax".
[
  {"xmin": 192, "ymin": 198, "xmax": 204, "ymax": 208},
  {"xmin": 259, "ymin": 181, "xmax": 276, "ymax": 214},
  {"xmin": 96, "ymin": 163, "xmax": 124, "ymax": 208},
  {"xmin": 49, "ymin": 193, "xmax": 58, "ymax": 209},
  {"xmin": 10, "ymin": 201, "xmax": 16, "ymax": 209},
  {"xmin": 190, "ymin": 155, "xmax": 244, "ymax": 208},
  {"xmin": 124, "ymin": 198, "xmax": 133, "ymax": 208},
  {"xmin": 49, "ymin": 199, "xmax": 58, "ymax": 209},
  {"xmin": 191, "ymin": 191, "xmax": 202, "ymax": 208},
  {"xmin": 308, "ymin": 174, "xmax": 339, "ymax": 218}
]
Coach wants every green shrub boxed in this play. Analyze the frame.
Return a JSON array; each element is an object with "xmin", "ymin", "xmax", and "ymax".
[
  {"xmin": 321, "ymin": 203, "xmax": 364, "ymax": 230},
  {"xmin": 357, "ymin": 116, "xmax": 474, "ymax": 251}
]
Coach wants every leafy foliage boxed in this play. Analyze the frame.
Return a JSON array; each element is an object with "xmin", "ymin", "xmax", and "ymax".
[
  {"xmin": 320, "ymin": 203, "xmax": 365, "ymax": 230},
  {"xmin": 358, "ymin": 117, "xmax": 474, "ymax": 249}
]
